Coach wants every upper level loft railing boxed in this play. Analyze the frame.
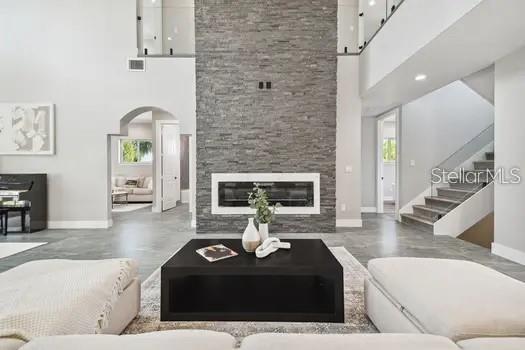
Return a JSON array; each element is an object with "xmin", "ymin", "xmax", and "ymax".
[
  {"xmin": 137, "ymin": 0, "xmax": 195, "ymax": 57},
  {"xmin": 138, "ymin": 0, "xmax": 404, "ymax": 57},
  {"xmin": 338, "ymin": 0, "xmax": 405, "ymax": 55}
]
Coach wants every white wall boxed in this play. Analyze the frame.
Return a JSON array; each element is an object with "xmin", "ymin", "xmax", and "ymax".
[
  {"xmin": 111, "ymin": 121, "xmax": 153, "ymax": 179},
  {"xmin": 400, "ymin": 81, "xmax": 494, "ymax": 208},
  {"xmin": 337, "ymin": 56, "xmax": 362, "ymax": 226},
  {"xmin": 462, "ymin": 65, "xmax": 495, "ymax": 104},
  {"xmin": 0, "ymin": 0, "xmax": 196, "ymax": 227},
  {"xmin": 492, "ymin": 46, "xmax": 525, "ymax": 265},
  {"xmin": 361, "ymin": 117, "xmax": 376, "ymax": 208}
]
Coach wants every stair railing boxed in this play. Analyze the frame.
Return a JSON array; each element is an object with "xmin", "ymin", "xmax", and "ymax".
[{"xmin": 429, "ymin": 124, "xmax": 494, "ymax": 214}]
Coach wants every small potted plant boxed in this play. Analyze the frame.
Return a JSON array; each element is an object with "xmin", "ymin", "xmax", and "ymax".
[{"xmin": 248, "ymin": 183, "xmax": 279, "ymax": 241}]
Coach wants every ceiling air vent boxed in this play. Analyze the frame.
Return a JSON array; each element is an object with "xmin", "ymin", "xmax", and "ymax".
[{"xmin": 127, "ymin": 57, "xmax": 146, "ymax": 72}]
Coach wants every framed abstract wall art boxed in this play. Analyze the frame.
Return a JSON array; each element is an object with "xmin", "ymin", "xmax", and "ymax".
[{"xmin": 0, "ymin": 103, "xmax": 55, "ymax": 155}]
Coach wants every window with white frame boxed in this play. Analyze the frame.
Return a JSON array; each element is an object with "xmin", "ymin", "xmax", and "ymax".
[{"xmin": 119, "ymin": 139, "xmax": 153, "ymax": 164}]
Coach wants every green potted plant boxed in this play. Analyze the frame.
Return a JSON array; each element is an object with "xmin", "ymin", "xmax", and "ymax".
[{"xmin": 248, "ymin": 184, "xmax": 279, "ymax": 241}]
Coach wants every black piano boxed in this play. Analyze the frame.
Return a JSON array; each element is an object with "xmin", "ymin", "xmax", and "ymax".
[{"xmin": 0, "ymin": 174, "xmax": 47, "ymax": 234}]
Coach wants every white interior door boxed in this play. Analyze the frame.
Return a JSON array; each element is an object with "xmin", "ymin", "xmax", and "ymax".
[{"xmin": 161, "ymin": 124, "xmax": 180, "ymax": 211}]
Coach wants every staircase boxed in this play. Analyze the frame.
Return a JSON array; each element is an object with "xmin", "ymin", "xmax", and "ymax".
[{"xmin": 401, "ymin": 151, "xmax": 494, "ymax": 232}]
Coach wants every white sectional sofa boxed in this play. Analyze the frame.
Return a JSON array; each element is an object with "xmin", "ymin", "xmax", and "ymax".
[
  {"xmin": 365, "ymin": 257, "xmax": 525, "ymax": 341},
  {"xmin": 4, "ymin": 257, "xmax": 525, "ymax": 349},
  {"xmin": 16, "ymin": 332, "xmax": 525, "ymax": 350}
]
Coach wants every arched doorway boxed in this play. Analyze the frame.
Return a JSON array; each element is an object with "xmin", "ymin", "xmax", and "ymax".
[{"xmin": 107, "ymin": 107, "xmax": 192, "ymax": 222}]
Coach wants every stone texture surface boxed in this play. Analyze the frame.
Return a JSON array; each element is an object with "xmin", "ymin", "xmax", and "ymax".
[{"xmin": 195, "ymin": 0, "xmax": 338, "ymax": 233}]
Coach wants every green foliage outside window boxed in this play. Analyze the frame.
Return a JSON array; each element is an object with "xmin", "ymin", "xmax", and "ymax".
[
  {"xmin": 120, "ymin": 139, "xmax": 153, "ymax": 163},
  {"xmin": 383, "ymin": 138, "xmax": 396, "ymax": 162}
]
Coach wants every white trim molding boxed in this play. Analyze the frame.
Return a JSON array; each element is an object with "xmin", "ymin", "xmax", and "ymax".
[
  {"xmin": 361, "ymin": 207, "xmax": 377, "ymax": 213},
  {"xmin": 492, "ymin": 243, "xmax": 525, "ymax": 266},
  {"xmin": 191, "ymin": 218, "xmax": 196, "ymax": 228},
  {"xmin": 211, "ymin": 173, "xmax": 320, "ymax": 215},
  {"xmin": 48, "ymin": 220, "xmax": 112, "ymax": 229},
  {"xmin": 336, "ymin": 219, "xmax": 363, "ymax": 227}
]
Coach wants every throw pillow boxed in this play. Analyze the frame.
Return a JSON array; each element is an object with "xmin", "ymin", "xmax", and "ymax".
[{"xmin": 124, "ymin": 179, "xmax": 138, "ymax": 188}]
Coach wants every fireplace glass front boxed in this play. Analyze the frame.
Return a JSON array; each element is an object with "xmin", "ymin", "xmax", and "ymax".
[{"xmin": 218, "ymin": 182, "xmax": 314, "ymax": 208}]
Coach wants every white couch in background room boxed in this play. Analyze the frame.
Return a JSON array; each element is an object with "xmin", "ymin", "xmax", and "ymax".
[{"xmin": 112, "ymin": 176, "xmax": 153, "ymax": 202}]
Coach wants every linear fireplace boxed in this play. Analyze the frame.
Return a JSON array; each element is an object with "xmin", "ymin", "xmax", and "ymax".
[{"xmin": 211, "ymin": 173, "xmax": 320, "ymax": 215}]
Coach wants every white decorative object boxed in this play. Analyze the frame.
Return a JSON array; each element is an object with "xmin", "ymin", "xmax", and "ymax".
[
  {"xmin": 258, "ymin": 223, "xmax": 269, "ymax": 241},
  {"xmin": 242, "ymin": 218, "xmax": 261, "ymax": 253},
  {"xmin": 0, "ymin": 103, "xmax": 55, "ymax": 155},
  {"xmin": 255, "ymin": 238, "xmax": 291, "ymax": 259},
  {"xmin": 211, "ymin": 173, "xmax": 320, "ymax": 215}
]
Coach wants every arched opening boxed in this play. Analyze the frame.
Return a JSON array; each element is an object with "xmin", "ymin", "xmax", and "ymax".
[{"xmin": 107, "ymin": 107, "xmax": 192, "ymax": 223}]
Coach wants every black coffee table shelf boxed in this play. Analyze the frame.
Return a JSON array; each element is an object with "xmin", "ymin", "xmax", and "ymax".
[{"xmin": 161, "ymin": 239, "xmax": 344, "ymax": 323}]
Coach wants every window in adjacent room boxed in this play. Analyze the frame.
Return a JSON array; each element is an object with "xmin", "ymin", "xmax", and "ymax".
[
  {"xmin": 119, "ymin": 139, "xmax": 153, "ymax": 164},
  {"xmin": 383, "ymin": 138, "xmax": 396, "ymax": 162}
]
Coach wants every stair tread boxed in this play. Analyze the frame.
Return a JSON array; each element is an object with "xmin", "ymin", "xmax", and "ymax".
[
  {"xmin": 437, "ymin": 187, "xmax": 474, "ymax": 194},
  {"xmin": 413, "ymin": 205, "xmax": 449, "ymax": 215},
  {"xmin": 474, "ymin": 160, "xmax": 494, "ymax": 163},
  {"xmin": 401, "ymin": 213, "xmax": 435, "ymax": 226},
  {"xmin": 425, "ymin": 196, "xmax": 462, "ymax": 204}
]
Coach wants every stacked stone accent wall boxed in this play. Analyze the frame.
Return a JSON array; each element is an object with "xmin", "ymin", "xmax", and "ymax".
[{"xmin": 196, "ymin": 0, "xmax": 337, "ymax": 233}]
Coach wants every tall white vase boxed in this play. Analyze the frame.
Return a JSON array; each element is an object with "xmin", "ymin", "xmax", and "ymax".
[
  {"xmin": 242, "ymin": 218, "xmax": 261, "ymax": 253},
  {"xmin": 258, "ymin": 223, "xmax": 269, "ymax": 241}
]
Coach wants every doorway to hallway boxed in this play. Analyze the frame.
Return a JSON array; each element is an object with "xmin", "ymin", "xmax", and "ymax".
[{"xmin": 376, "ymin": 111, "xmax": 399, "ymax": 215}]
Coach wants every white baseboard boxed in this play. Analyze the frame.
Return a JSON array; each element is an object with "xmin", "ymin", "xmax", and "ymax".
[
  {"xmin": 492, "ymin": 242, "xmax": 525, "ymax": 265},
  {"xmin": 48, "ymin": 220, "xmax": 112, "ymax": 229},
  {"xmin": 361, "ymin": 207, "xmax": 377, "ymax": 213},
  {"xmin": 336, "ymin": 219, "xmax": 362, "ymax": 228}
]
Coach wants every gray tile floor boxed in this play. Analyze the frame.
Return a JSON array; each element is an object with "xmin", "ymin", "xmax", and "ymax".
[{"xmin": 1, "ymin": 204, "xmax": 524, "ymax": 282}]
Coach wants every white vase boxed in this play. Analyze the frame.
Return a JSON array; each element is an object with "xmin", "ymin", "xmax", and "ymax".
[
  {"xmin": 258, "ymin": 223, "xmax": 269, "ymax": 241},
  {"xmin": 242, "ymin": 218, "xmax": 261, "ymax": 253}
]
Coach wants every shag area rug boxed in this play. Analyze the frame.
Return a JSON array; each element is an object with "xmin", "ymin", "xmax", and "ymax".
[{"xmin": 124, "ymin": 247, "xmax": 377, "ymax": 339}]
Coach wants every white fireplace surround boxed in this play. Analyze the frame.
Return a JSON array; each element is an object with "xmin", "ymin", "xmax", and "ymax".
[{"xmin": 211, "ymin": 173, "xmax": 321, "ymax": 215}]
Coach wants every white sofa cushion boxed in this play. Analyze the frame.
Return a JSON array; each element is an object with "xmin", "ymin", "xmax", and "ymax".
[
  {"xmin": 19, "ymin": 330, "xmax": 236, "ymax": 350},
  {"xmin": 368, "ymin": 258, "xmax": 525, "ymax": 341},
  {"xmin": 143, "ymin": 176, "xmax": 153, "ymax": 189},
  {"xmin": 132, "ymin": 188, "xmax": 153, "ymax": 195},
  {"xmin": 457, "ymin": 338, "xmax": 525, "ymax": 350},
  {"xmin": 241, "ymin": 333, "xmax": 459, "ymax": 350},
  {"xmin": 112, "ymin": 176, "xmax": 127, "ymax": 188}
]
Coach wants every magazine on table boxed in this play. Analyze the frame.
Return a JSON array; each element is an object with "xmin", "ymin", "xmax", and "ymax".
[{"xmin": 196, "ymin": 244, "xmax": 238, "ymax": 262}]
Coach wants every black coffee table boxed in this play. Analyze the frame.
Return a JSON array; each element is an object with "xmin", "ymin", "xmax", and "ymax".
[{"xmin": 161, "ymin": 239, "xmax": 344, "ymax": 323}]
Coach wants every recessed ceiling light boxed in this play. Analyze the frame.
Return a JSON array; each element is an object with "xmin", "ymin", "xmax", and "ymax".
[
  {"xmin": 369, "ymin": 0, "xmax": 376, "ymax": 6},
  {"xmin": 167, "ymin": 36, "xmax": 172, "ymax": 41},
  {"xmin": 415, "ymin": 74, "xmax": 427, "ymax": 81}
]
